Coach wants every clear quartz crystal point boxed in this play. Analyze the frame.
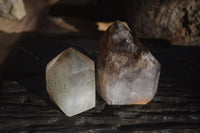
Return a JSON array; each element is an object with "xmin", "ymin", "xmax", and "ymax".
[
  {"xmin": 46, "ymin": 47, "xmax": 95, "ymax": 116},
  {"xmin": 97, "ymin": 21, "xmax": 161, "ymax": 105}
]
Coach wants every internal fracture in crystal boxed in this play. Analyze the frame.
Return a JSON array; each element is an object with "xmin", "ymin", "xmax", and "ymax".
[{"xmin": 97, "ymin": 21, "xmax": 161, "ymax": 105}]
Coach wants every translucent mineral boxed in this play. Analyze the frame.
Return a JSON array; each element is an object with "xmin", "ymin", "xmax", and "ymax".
[
  {"xmin": 97, "ymin": 21, "xmax": 161, "ymax": 105},
  {"xmin": 46, "ymin": 47, "xmax": 95, "ymax": 117}
]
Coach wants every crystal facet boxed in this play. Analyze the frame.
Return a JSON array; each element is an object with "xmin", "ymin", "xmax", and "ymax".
[
  {"xmin": 97, "ymin": 21, "xmax": 161, "ymax": 105},
  {"xmin": 46, "ymin": 47, "xmax": 95, "ymax": 116}
]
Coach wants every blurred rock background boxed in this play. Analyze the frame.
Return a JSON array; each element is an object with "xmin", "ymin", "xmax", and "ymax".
[
  {"xmin": 1, "ymin": 0, "xmax": 200, "ymax": 85},
  {"xmin": 126, "ymin": 0, "xmax": 200, "ymax": 46},
  {"xmin": 1, "ymin": 0, "xmax": 200, "ymax": 84}
]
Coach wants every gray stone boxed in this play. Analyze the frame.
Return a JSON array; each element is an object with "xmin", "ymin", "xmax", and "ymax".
[
  {"xmin": 46, "ymin": 47, "xmax": 95, "ymax": 117},
  {"xmin": 97, "ymin": 21, "xmax": 161, "ymax": 105},
  {"xmin": 126, "ymin": 0, "xmax": 200, "ymax": 46},
  {"xmin": 0, "ymin": 0, "xmax": 26, "ymax": 20}
]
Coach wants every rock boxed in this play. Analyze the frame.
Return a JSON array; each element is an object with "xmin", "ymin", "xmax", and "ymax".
[
  {"xmin": 96, "ymin": 21, "xmax": 130, "ymax": 31},
  {"xmin": 0, "ymin": 0, "xmax": 49, "ymax": 83},
  {"xmin": 126, "ymin": 0, "xmax": 200, "ymax": 46},
  {"xmin": 97, "ymin": 21, "xmax": 161, "ymax": 105},
  {"xmin": 46, "ymin": 47, "xmax": 95, "ymax": 117},
  {"xmin": 56, "ymin": 0, "xmax": 92, "ymax": 5},
  {"xmin": 0, "ymin": 0, "xmax": 26, "ymax": 20},
  {"xmin": 38, "ymin": 16, "xmax": 99, "ymax": 38},
  {"xmin": 0, "ymin": 0, "xmax": 49, "ymax": 33},
  {"xmin": 47, "ymin": 0, "xmax": 59, "ymax": 5}
]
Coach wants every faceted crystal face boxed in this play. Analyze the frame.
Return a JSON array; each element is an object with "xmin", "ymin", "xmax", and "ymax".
[
  {"xmin": 46, "ymin": 47, "xmax": 95, "ymax": 117},
  {"xmin": 97, "ymin": 21, "xmax": 161, "ymax": 105}
]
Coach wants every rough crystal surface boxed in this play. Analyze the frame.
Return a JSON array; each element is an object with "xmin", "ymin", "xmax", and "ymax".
[
  {"xmin": 0, "ymin": 0, "xmax": 26, "ymax": 20},
  {"xmin": 46, "ymin": 47, "xmax": 95, "ymax": 116},
  {"xmin": 97, "ymin": 21, "xmax": 161, "ymax": 105}
]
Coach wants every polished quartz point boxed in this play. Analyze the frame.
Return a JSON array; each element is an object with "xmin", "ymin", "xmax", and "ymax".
[
  {"xmin": 46, "ymin": 47, "xmax": 95, "ymax": 117},
  {"xmin": 97, "ymin": 21, "xmax": 161, "ymax": 105}
]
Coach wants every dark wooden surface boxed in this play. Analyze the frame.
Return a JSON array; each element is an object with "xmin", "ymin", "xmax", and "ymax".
[{"xmin": 1, "ymin": 35, "xmax": 200, "ymax": 132}]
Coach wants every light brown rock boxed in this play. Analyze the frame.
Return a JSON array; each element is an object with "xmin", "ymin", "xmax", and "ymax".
[
  {"xmin": 126, "ymin": 0, "xmax": 200, "ymax": 46},
  {"xmin": 0, "ymin": 0, "xmax": 26, "ymax": 20},
  {"xmin": 0, "ymin": 0, "xmax": 49, "ymax": 81}
]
